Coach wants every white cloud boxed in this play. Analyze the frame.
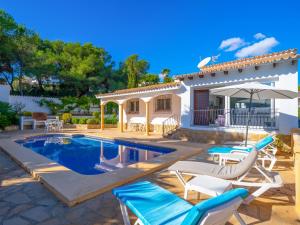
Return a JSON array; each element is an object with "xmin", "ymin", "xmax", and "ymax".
[
  {"xmin": 219, "ymin": 37, "xmax": 246, "ymax": 52},
  {"xmin": 235, "ymin": 37, "xmax": 279, "ymax": 58},
  {"xmin": 254, "ymin": 33, "xmax": 266, "ymax": 40}
]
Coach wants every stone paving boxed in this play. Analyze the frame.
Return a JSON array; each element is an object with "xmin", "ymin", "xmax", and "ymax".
[
  {"xmin": 0, "ymin": 129, "xmax": 299, "ymax": 225},
  {"xmin": 0, "ymin": 150, "xmax": 125, "ymax": 225}
]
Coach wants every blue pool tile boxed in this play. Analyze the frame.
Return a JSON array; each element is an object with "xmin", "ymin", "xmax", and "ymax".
[{"xmin": 16, "ymin": 134, "xmax": 175, "ymax": 175}]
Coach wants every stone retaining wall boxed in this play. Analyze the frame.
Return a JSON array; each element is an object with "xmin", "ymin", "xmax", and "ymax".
[{"xmin": 168, "ymin": 128, "xmax": 291, "ymax": 149}]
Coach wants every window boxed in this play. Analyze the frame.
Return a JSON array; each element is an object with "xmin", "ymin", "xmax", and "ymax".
[
  {"xmin": 229, "ymin": 82, "xmax": 274, "ymax": 127},
  {"xmin": 127, "ymin": 99, "xmax": 139, "ymax": 114},
  {"xmin": 155, "ymin": 95, "xmax": 171, "ymax": 112},
  {"xmin": 230, "ymin": 82, "xmax": 273, "ymax": 110}
]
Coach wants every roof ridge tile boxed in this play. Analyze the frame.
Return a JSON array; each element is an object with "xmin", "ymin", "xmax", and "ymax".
[
  {"xmin": 96, "ymin": 82, "xmax": 180, "ymax": 97},
  {"xmin": 174, "ymin": 48, "xmax": 298, "ymax": 78}
]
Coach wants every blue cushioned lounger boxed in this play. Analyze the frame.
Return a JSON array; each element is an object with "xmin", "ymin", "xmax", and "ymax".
[
  {"xmin": 208, "ymin": 135, "xmax": 274, "ymax": 154},
  {"xmin": 112, "ymin": 181, "xmax": 248, "ymax": 225}
]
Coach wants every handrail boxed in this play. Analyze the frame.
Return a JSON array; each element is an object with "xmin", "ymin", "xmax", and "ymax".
[
  {"xmin": 192, "ymin": 108, "xmax": 278, "ymax": 129},
  {"xmin": 162, "ymin": 114, "xmax": 179, "ymax": 136}
]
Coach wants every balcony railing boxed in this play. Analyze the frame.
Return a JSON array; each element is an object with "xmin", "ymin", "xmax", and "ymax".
[{"xmin": 192, "ymin": 108, "xmax": 278, "ymax": 129}]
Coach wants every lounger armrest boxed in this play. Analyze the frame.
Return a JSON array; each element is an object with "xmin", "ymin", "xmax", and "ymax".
[
  {"xmin": 223, "ymin": 141, "xmax": 243, "ymax": 146},
  {"xmin": 230, "ymin": 146, "xmax": 253, "ymax": 154},
  {"xmin": 230, "ymin": 150, "xmax": 250, "ymax": 155}
]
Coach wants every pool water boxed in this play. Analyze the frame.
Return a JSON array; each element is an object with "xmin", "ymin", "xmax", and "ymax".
[{"xmin": 16, "ymin": 134, "xmax": 175, "ymax": 175}]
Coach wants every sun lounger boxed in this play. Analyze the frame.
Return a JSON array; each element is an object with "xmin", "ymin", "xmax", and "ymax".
[
  {"xmin": 168, "ymin": 150, "xmax": 283, "ymax": 204},
  {"xmin": 112, "ymin": 181, "xmax": 249, "ymax": 225},
  {"xmin": 208, "ymin": 135, "xmax": 277, "ymax": 171}
]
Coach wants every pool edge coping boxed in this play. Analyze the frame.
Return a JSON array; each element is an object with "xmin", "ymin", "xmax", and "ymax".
[{"xmin": 0, "ymin": 131, "xmax": 206, "ymax": 207}]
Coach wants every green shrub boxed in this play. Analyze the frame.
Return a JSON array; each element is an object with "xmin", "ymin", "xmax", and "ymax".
[
  {"xmin": 39, "ymin": 99, "xmax": 63, "ymax": 115},
  {"xmin": 23, "ymin": 111, "xmax": 32, "ymax": 117},
  {"xmin": 78, "ymin": 118, "xmax": 88, "ymax": 124},
  {"xmin": 62, "ymin": 113, "xmax": 72, "ymax": 123},
  {"xmin": 71, "ymin": 117, "xmax": 80, "ymax": 124},
  {"xmin": 92, "ymin": 111, "xmax": 100, "ymax": 119},
  {"xmin": 87, "ymin": 118, "xmax": 99, "ymax": 125},
  {"xmin": 104, "ymin": 115, "xmax": 118, "ymax": 124},
  {"xmin": 12, "ymin": 102, "xmax": 25, "ymax": 115},
  {"xmin": 0, "ymin": 101, "xmax": 18, "ymax": 126},
  {"xmin": 0, "ymin": 114, "xmax": 11, "ymax": 129},
  {"xmin": 274, "ymin": 134, "xmax": 292, "ymax": 154},
  {"xmin": 0, "ymin": 101, "xmax": 13, "ymax": 114}
]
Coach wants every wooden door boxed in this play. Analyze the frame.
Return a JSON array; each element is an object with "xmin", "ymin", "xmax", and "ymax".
[{"xmin": 194, "ymin": 90, "xmax": 209, "ymax": 125}]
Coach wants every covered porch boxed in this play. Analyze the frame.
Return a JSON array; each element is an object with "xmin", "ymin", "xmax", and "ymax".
[
  {"xmin": 191, "ymin": 87, "xmax": 278, "ymax": 130},
  {"xmin": 96, "ymin": 83, "xmax": 182, "ymax": 135}
]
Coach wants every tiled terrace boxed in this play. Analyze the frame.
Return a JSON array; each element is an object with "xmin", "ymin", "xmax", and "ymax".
[{"xmin": 0, "ymin": 129, "xmax": 299, "ymax": 225}]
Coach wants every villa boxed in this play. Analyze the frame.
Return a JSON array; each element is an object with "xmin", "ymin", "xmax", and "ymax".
[
  {"xmin": 2, "ymin": 0, "xmax": 300, "ymax": 223},
  {"xmin": 0, "ymin": 49, "xmax": 300, "ymax": 225},
  {"xmin": 96, "ymin": 49, "xmax": 299, "ymax": 140}
]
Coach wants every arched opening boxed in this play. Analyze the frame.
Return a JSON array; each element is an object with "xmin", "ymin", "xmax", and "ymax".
[{"xmin": 101, "ymin": 101, "xmax": 119, "ymax": 129}]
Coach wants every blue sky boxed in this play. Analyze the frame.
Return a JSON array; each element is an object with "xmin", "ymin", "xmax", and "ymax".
[{"xmin": 1, "ymin": 0, "xmax": 299, "ymax": 76}]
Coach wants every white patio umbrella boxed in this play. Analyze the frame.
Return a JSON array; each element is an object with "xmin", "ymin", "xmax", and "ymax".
[{"xmin": 210, "ymin": 82, "xmax": 298, "ymax": 146}]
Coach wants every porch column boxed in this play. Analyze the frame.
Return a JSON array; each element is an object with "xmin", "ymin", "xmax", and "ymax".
[
  {"xmin": 292, "ymin": 129, "xmax": 300, "ymax": 219},
  {"xmin": 100, "ymin": 104, "xmax": 105, "ymax": 130},
  {"xmin": 141, "ymin": 97, "xmax": 152, "ymax": 136},
  {"xmin": 224, "ymin": 96, "xmax": 230, "ymax": 126},
  {"xmin": 119, "ymin": 103, "xmax": 124, "ymax": 132},
  {"xmin": 145, "ymin": 101, "xmax": 150, "ymax": 136}
]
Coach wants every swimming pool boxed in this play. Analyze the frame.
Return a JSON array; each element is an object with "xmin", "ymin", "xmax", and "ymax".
[{"xmin": 16, "ymin": 134, "xmax": 175, "ymax": 175}]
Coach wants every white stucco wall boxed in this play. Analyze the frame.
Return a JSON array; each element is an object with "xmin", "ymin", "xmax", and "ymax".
[
  {"xmin": 0, "ymin": 85, "xmax": 60, "ymax": 114},
  {"xmin": 9, "ymin": 95, "xmax": 61, "ymax": 114},
  {"xmin": 176, "ymin": 84, "xmax": 191, "ymax": 128},
  {"xmin": 180, "ymin": 59, "xmax": 298, "ymax": 134},
  {"xmin": 0, "ymin": 85, "xmax": 10, "ymax": 102},
  {"xmin": 274, "ymin": 62, "xmax": 298, "ymax": 133}
]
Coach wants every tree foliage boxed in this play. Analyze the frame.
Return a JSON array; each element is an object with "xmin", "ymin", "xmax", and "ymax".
[
  {"xmin": 161, "ymin": 68, "xmax": 173, "ymax": 83},
  {"xmin": 0, "ymin": 10, "xmax": 173, "ymax": 98},
  {"xmin": 139, "ymin": 74, "xmax": 160, "ymax": 86},
  {"xmin": 0, "ymin": 10, "xmax": 128, "ymax": 97},
  {"xmin": 39, "ymin": 96, "xmax": 100, "ymax": 115},
  {"xmin": 122, "ymin": 54, "xmax": 149, "ymax": 88}
]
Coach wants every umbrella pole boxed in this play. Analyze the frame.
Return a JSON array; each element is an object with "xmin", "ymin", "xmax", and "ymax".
[{"xmin": 245, "ymin": 91, "xmax": 253, "ymax": 146}]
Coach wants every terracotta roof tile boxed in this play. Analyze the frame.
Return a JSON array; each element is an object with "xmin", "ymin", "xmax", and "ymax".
[
  {"xmin": 96, "ymin": 49, "xmax": 298, "ymax": 98},
  {"xmin": 175, "ymin": 49, "xmax": 298, "ymax": 79},
  {"xmin": 96, "ymin": 82, "xmax": 180, "ymax": 98}
]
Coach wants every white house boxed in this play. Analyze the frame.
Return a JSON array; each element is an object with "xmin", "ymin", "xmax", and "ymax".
[{"xmin": 96, "ymin": 49, "xmax": 299, "ymax": 136}]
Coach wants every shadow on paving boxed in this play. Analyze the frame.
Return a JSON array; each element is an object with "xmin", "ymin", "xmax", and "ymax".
[
  {"xmin": 0, "ymin": 150, "xmax": 125, "ymax": 225},
  {"xmin": 0, "ymin": 128, "xmax": 298, "ymax": 225}
]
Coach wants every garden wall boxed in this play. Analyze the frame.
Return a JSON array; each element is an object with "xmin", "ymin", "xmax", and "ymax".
[
  {"xmin": 0, "ymin": 85, "xmax": 99, "ymax": 115},
  {"xmin": 10, "ymin": 95, "xmax": 60, "ymax": 114},
  {"xmin": 0, "ymin": 85, "xmax": 60, "ymax": 114}
]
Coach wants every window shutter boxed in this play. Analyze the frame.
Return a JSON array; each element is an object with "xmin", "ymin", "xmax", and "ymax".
[{"xmin": 136, "ymin": 101, "xmax": 139, "ymax": 112}]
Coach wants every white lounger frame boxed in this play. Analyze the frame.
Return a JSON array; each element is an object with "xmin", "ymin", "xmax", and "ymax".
[
  {"xmin": 172, "ymin": 163, "xmax": 283, "ymax": 205},
  {"xmin": 212, "ymin": 135, "xmax": 277, "ymax": 171},
  {"xmin": 118, "ymin": 196, "xmax": 246, "ymax": 225}
]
